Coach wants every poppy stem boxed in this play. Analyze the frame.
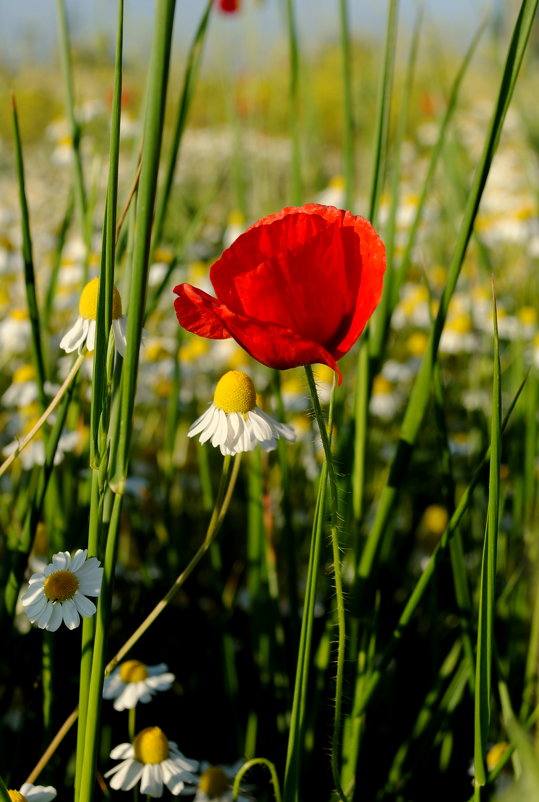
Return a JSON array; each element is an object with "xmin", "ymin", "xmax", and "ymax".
[{"xmin": 304, "ymin": 365, "xmax": 348, "ymax": 802}]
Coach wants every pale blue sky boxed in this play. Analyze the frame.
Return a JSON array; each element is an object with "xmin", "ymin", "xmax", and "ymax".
[{"xmin": 0, "ymin": 0, "xmax": 501, "ymax": 69}]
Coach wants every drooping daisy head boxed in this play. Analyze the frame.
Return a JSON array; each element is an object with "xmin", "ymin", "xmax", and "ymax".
[
  {"xmin": 21, "ymin": 548, "xmax": 103, "ymax": 632},
  {"xmin": 7, "ymin": 784, "xmax": 57, "ymax": 802},
  {"xmin": 105, "ymin": 726, "xmax": 199, "ymax": 797},
  {"xmin": 103, "ymin": 660, "xmax": 175, "ymax": 711},
  {"xmin": 188, "ymin": 370, "xmax": 295, "ymax": 456},
  {"xmin": 59, "ymin": 277, "xmax": 127, "ymax": 356},
  {"xmin": 192, "ymin": 762, "xmax": 251, "ymax": 801}
]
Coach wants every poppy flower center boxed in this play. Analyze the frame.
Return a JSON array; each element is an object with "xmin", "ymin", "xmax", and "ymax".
[
  {"xmin": 213, "ymin": 370, "xmax": 256, "ymax": 414},
  {"xmin": 43, "ymin": 570, "xmax": 79, "ymax": 602},
  {"xmin": 198, "ymin": 766, "xmax": 229, "ymax": 796},
  {"xmin": 133, "ymin": 727, "xmax": 169, "ymax": 764},
  {"xmin": 119, "ymin": 660, "xmax": 149, "ymax": 683},
  {"xmin": 8, "ymin": 792, "xmax": 27, "ymax": 802},
  {"xmin": 79, "ymin": 278, "xmax": 123, "ymax": 321}
]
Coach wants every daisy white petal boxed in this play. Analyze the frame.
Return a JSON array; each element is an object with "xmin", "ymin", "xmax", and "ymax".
[
  {"xmin": 19, "ymin": 783, "xmax": 57, "ymax": 802},
  {"xmin": 21, "ymin": 581, "xmax": 46, "ymax": 607},
  {"xmin": 141, "ymin": 763, "xmax": 163, "ymax": 798},
  {"xmin": 61, "ymin": 599, "xmax": 80, "ymax": 630},
  {"xmin": 86, "ymin": 319, "xmax": 97, "ymax": 352},
  {"xmin": 70, "ymin": 548, "xmax": 87, "ymax": 572},
  {"xmin": 59, "ymin": 316, "xmax": 87, "ymax": 353},
  {"xmin": 109, "ymin": 742, "xmax": 134, "ymax": 760},
  {"xmin": 46, "ymin": 604, "xmax": 64, "ymax": 632},
  {"xmin": 112, "ymin": 316, "xmax": 128, "ymax": 356},
  {"xmin": 73, "ymin": 593, "xmax": 97, "ymax": 618},
  {"xmin": 187, "ymin": 406, "xmax": 215, "ymax": 438}
]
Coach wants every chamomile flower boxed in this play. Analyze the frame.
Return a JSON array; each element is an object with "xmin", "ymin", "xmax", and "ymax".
[
  {"xmin": 7, "ymin": 784, "xmax": 57, "ymax": 802},
  {"xmin": 103, "ymin": 661, "xmax": 175, "ymax": 711},
  {"xmin": 59, "ymin": 277, "xmax": 127, "ymax": 356},
  {"xmin": 188, "ymin": 370, "xmax": 295, "ymax": 456},
  {"xmin": 187, "ymin": 762, "xmax": 251, "ymax": 801},
  {"xmin": 21, "ymin": 549, "xmax": 103, "ymax": 632},
  {"xmin": 105, "ymin": 726, "xmax": 199, "ymax": 797}
]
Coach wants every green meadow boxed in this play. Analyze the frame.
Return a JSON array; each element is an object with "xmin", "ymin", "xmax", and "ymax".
[{"xmin": 1, "ymin": 2, "xmax": 539, "ymax": 801}]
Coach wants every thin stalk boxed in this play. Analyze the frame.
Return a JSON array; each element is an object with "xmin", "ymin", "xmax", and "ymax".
[
  {"xmin": 55, "ymin": 0, "xmax": 89, "ymax": 248},
  {"xmin": 338, "ymin": 0, "xmax": 355, "ymax": 209},
  {"xmin": 105, "ymin": 453, "xmax": 241, "ymax": 674},
  {"xmin": 283, "ymin": 460, "xmax": 328, "ymax": 802},
  {"xmin": 78, "ymin": 491, "xmax": 122, "ymax": 802},
  {"xmin": 285, "ymin": 0, "xmax": 302, "ymax": 205},
  {"xmin": 0, "ymin": 354, "xmax": 84, "ymax": 479},
  {"xmin": 233, "ymin": 758, "xmax": 282, "ymax": 802},
  {"xmin": 304, "ymin": 366, "xmax": 347, "ymax": 801}
]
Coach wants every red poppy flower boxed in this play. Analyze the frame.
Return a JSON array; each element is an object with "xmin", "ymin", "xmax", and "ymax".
[
  {"xmin": 173, "ymin": 204, "xmax": 385, "ymax": 384},
  {"xmin": 217, "ymin": 0, "xmax": 240, "ymax": 12}
]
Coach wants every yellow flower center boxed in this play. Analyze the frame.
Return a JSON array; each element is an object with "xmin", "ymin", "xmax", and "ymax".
[
  {"xmin": 79, "ymin": 277, "xmax": 122, "ymax": 321},
  {"xmin": 198, "ymin": 766, "xmax": 230, "ymax": 797},
  {"xmin": 120, "ymin": 660, "xmax": 149, "ymax": 683},
  {"xmin": 8, "ymin": 792, "xmax": 28, "ymax": 802},
  {"xmin": 486, "ymin": 741, "xmax": 510, "ymax": 772},
  {"xmin": 213, "ymin": 370, "xmax": 256, "ymax": 414},
  {"xmin": 13, "ymin": 364, "xmax": 35, "ymax": 384},
  {"xmin": 43, "ymin": 570, "xmax": 79, "ymax": 602},
  {"xmin": 420, "ymin": 505, "xmax": 448, "ymax": 536},
  {"xmin": 133, "ymin": 727, "xmax": 169, "ymax": 764}
]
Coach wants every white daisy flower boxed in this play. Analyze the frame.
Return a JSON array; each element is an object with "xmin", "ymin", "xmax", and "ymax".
[
  {"xmin": 59, "ymin": 277, "xmax": 128, "ymax": 357},
  {"xmin": 188, "ymin": 370, "xmax": 295, "ymax": 456},
  {"xmin": 186, "ymin": 762, "xmax": 251, "ymax": 801},
  {"xmin": 103, "ymin": 660, "xmax": 175, "ymax": 711},
  {"xmin": 21, "ymin": 548, "xmax": 103, "ymax": 632},
  {"xmin": 105, "ymin": 726, "xmax": 199, "ymax": 797},
  {"xmin": 7, "ymin": 783, "xmax": 57, "ymax": 802}
]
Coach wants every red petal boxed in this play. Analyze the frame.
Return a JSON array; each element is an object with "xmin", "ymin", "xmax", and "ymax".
[
  {"xmin": 173, "ymin": 284, "xmax": 231, "ymax": 340},
  {"xmin": 210, "ymin": 204, "xmax": 385, "ymax": 360},
  {"xmin": 214, "ymin": 303, "xmax": 344, "ymax": 384}
]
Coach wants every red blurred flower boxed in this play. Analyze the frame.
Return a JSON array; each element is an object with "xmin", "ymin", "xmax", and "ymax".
[
  {"xmin": 173, "ymin": 204, "xmax": 385, "ymax": 384},
  {"xmin": 217, "ymin": 0, "xmax": 240, "ymax": 12}
]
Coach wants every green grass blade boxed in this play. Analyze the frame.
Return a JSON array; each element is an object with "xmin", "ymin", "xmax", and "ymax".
[
  {"xmin": 90, "ymin": 0, "xmax": 124, "ymax": 466},
  {"xmin": 368, "ymin": 0, "xmax": 398, "ymax": 225},
  {"xmin": 369, "ymin": 9, "xmax": 422, "ymax": 361},
  {"xmin": 352, "ymin": 0, "xmax": 398, "ymax": 524},
  {"xmin": 390, "ymin": 17, "xmax": 486, "ymax": 309},
  {"xmin": 355, "ymin": 0, "xmax": 539, "ymax": 601},
  {"xmin": 55, "ymin": 0, "xmax": 89, "ymax": 247},
  {"xmin": 151, "ymin": 0, "xmax": 213, "ymax": 252},
  {"xmin": 339, "ymin": 0, "xmax": 355, "ymax": 209},
  {"xmin": 473, "ymin": 283, "xmax": 502, "ymax": 787},
  {"xmin": 11, "ymin": 94, "xmax": 47, "ymax": 405},
  {"xmin": 113, "ymin": 0, "xmax": 177, "ymax": 487},
  {"xmin": 353, "ymin": 372, "xmax": 527, "ymax": 718},
  {"xmin": 286, "ymin": 0, "xmax": 302, "ymax": 205}
]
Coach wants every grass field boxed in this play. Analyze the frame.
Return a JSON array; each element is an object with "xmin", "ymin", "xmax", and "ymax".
[{"xmin": 1, "ymin": 2, "xmax": 539, "ymax": 801}]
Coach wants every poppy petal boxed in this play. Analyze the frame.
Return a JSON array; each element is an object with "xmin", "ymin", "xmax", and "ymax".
[{"xmin": 173, "ymin": 284, "xmax": 231, "ymax": 340}]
